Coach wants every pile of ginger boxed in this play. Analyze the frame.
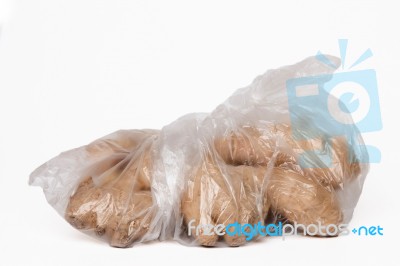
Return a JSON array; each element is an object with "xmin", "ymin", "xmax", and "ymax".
[{"xmin": 66, "ymin": 123, "xmax": 361, "ymax": 247}]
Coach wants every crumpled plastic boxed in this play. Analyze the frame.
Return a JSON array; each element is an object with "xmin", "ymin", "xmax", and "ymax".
[{"xmin": 30, "ymin": 55, "xmax": 368, "ymax": 247}]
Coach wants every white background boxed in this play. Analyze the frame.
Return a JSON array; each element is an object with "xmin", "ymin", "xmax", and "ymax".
[{"xmin": 0, "ymin": 0, "xmax": 399, "ymax": 265}]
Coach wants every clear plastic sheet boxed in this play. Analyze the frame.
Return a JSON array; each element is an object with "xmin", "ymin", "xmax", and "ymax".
[{"xmin": 30, "ymin": 55, "xmax": 368, "ymax": 247}]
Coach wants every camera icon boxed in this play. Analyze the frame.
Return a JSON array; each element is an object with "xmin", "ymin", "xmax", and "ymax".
[{"xmin": 286, "ymin": 69, "xmax": 382, "ymax": 165}]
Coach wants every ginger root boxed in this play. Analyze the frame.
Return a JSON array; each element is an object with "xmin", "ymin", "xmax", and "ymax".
[{"xmin": 65, "ymin": 123, "xmax": 362, "ymax": 247}]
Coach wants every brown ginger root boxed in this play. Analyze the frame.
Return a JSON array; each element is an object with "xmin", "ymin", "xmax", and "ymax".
[
  {"xmin": 66, "ymin": 143, "xmax": 156, "ymax": 247},
  {"xmin": 228, "ymin": 165, "xmax": 270, "ymax": 231},
  {"xmin": 181, "ymin": 156, "xmax": 270, "ymax": 246},
  {"xmin": 180, "ymin": 157, "xmax": 234, "ymax": 246},
  {"xmin": 105, "ymin": 191, "xmax": 153, "ymax": 247},
  {"xmin": 214, "ymin": 126, "xmax": 275, "ymax": 166},
  {"xmin": 65, "ymin": 123, "xmax": 358, "ymax": 247},
  {"xmin": 214, "ymin": 124, "xmax": 361, "ymax": 189},
  {"xmin": 267, "ymin": 167, "xmax": 343, "ymax": 235},
  {"xmin": 297, "ymin": 136, "xmax": 361, "ymax": 189}
]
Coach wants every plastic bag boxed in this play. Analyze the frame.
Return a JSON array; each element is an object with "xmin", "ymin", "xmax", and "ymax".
[{"xmin": 30, "ymin": 55, "xmax": 368, "ymax": 247}]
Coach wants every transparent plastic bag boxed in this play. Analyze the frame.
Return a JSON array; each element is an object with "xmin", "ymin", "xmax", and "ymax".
[{"xmin": 30, "ymin": 55, "xmax": 368, "ymax": 247}]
